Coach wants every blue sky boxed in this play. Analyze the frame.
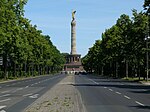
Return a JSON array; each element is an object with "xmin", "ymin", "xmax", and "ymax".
[{"xmin": 24, "ymin": 0, "xmax": 144, "ymax": 57}]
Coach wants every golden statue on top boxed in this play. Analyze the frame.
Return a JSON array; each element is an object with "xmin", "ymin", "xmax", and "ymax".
[{"xmin": 72, "ymin": 10, "xmax": 76, "ymax": 20}]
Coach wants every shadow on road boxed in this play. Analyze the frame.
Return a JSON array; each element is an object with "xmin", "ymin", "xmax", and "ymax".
[
  {"xmin": 130, "ymin": 105, "xmax": 150, "ymax": 110},
  {"xmin": 71, "ymin": 83, "xmax": 150, "ymax": 94}
]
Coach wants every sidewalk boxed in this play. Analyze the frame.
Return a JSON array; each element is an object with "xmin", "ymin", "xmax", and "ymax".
[{"xmin": 24, "ymin": 75, "xmax": 86, "ymax": 112}]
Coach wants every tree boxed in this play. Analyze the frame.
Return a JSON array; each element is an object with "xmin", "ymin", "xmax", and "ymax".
[
  {"xmin": 132, "ymin": 10, "xmax": 149, "ymax": 79},
  {"xmin": 0, "ymin": 0, "xmax": 65, "ymax": 79},
  {"xmin": 143, "ymin": 0, "xmax": 150, "ymax": 14},
  {"xmin": 83, "ymin": 11, "xmax": 149, "ymax": 80}
]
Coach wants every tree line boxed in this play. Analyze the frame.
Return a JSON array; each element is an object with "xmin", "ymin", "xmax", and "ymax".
[
  {"xmin": 82, "ymin": 0, "xmax": 150, "ymax": 80},
  {"xmin": 0, "ymin": 0, "xmax": 65, "ymax": 79}
]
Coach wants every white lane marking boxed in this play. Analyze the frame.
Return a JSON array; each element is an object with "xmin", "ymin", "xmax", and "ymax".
[
  {"xmin": 12, "ymin": 87, "xmax": 23, "ymax": 93},
  {"xmin": 0, "ymin": 106, "xmax": 6, "ymax": 110},
  {"xmin": 124, "ymin": 95, "xmax": 131, "ymax": 99},
  {"xmin": 23, "ymin": 93, "xmax": 33, "ymax": 97},
  {"xmin": 116, "ymin": 92, "xmax": 121, "ymax": 95},
  {"xmin": 0, "ymin": 110, "xmax": 6, "ymax": 112},
  {"xmin": 0, "ymin": 98, "xmax": 11, "ymax": 103},
  {"xmin": 109, "ymin": 89, "xmax": 113, "ymax": 91},
  {"xmin": 1, "ymin": 90, "xmax": 10, "ymax": 94},
  {"xmin": 29, "ymin": 94, "xmax": 39, "ymax": 99},
  {"xmin": 6, "ymin": 85, "xmax": 9, "ymax": 87},
  {"xmin": 0, "ymin": 94, "xmax": 10, "ymax": 98},
  {"xmin": 104, "ymin": 87, "xmax": 107, "ymax": 89},
  {"xmin": 120, "ymin": 83, "xmax": 124, "ymax": 85},
  {"xmin": 17, "ymin": 88, "xmax": 23, "ymax": 91},
  {"xmin": 89, "ymin": 79, "xmax": 99, "ymax": 85},
  {"xmin": 25, "ymin": 86, "xmax": 29, "ymax": 88},
  {"xmin": 31, "ymin": 84, "xmax": 34, "ymax": 86},
  {"xmin": 141, "ymin": 89, "xmax": 147, "ymax": 92},
  {"xmin": 135, "ymin": 101, "xmax": 145, "ymax": 106}
]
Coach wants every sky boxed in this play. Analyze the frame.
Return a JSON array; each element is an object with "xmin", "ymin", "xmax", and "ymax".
[{"xmin": 24, "ymin": 0, "xmax": 144, "ymax": 57}]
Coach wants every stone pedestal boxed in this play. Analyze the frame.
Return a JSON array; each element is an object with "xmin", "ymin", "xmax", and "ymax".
[{"xmin": 64, "ymin": 54, "xmax": 83, "ymax": 73}]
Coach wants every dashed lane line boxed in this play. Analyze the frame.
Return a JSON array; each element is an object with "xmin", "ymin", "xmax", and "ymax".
[
  {"xmin": 109, "ymin": 89, "xmax": 113, "ymax": 91},
  {"xmin": 25, "ymin": 86, "xmax": 29, "ymax": 88},
  {"xmin": 16, "ymin": 88, "xmax": 23, "ymax": 91},
  {"xmin": 89, "ymin": 79, "xmax": 99, "ymax": 85},
  {"xmin": 0, "ymin": 106, "xmax": 6, "ymax": 110},
  {"xmin": 23, "ymin": 93, "xmax": 33, "ymax": 97},
  {"xmin": 88, "ymin": 78, "xmax": 147, "ymax": 108},
  {"xmin": 120, "ymin": 83, "xmax": 124, "ymax": 85},
  {"xmin": 30, "ymin": 84, "xmax": 34, "ymax": 86},
  {"xmin": 0, "ymin": 94, "xmax": 10, "ymax": 98},
  {"xmin": 29, "ymin": 94, "xmax": 39, "ymax": 99},
  {"xmin": 12, "ymin": 88, "xmax": 24, "ymax": 93},
  {"xmin": 116, "ymin": 92, "xmax": 121, "ymax": 95},
  {"xmin": 0, "ymin": 98, "xmax": 11, "ymax": 103},
  {"xmin": 135, "ymin": 101, "xmax": 145, "ymax": 106},
  {"xmin": 0, "ymin": 110, "xmax": 6, "ymax": 112},
  {"xmin": 124, "ymin": 95, "xmax": 131, "ymax": 100},
  {"xmin": 1, "ymin": 91, "xmax": 10, "ymax": 94}
]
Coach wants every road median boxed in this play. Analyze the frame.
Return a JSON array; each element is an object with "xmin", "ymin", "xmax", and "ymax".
[{"xmin": 24, "ymin": 74, "xmax": 85, "ymax": 112}]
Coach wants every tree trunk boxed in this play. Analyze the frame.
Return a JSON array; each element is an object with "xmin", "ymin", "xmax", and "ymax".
[
  {"xmin": 12, "ymin": 61, "xmax": 17, "ymax": 78},
  {"xmin": 101, "ymin": 66, "xmax": 104, "ymax": 76},
  {"xmin": 32, "ymin": 64, "xmax": 34, "ymax": 76},
  {"xmin": 3, "ymin": 54, "xmax": 7, "ymax": 79},
  {"xmin": 138, "ymin": 67, "xmax": 141, "ymax": 80},
  {"xmin": 38, "ymin": 65, "xmax": 40, "ymax": 75},
  {"xmin": 126, "ymin": 59, "xmax": 128, "ymax": 79},
  {"xmin": 46, "ymin": 65, "xmax": 48, "ymax": 74},
  {"xmin": 24, "ymin": 62, "xmax": 27, "ymax": 75},
  {"xmin": 116, "ymin": 61, "xmax": 118, "ymax": 78}
]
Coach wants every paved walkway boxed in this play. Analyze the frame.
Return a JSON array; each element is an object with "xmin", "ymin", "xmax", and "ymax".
[{"xmin": 24, "ymin": 75, "xmax": 85, "ymax": 112}]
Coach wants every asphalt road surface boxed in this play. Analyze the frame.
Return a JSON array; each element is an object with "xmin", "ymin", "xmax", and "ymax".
[
  {"xmin": 75, "ymin": 74, "xmax": 150, "ymax": 112},
  {"xmin": 0, "ymin": 74, "xmax": 66, "ymax": 112},
  {"xmin": 0, "ymin": 73, "xmax": 150, "ymax": 112}
]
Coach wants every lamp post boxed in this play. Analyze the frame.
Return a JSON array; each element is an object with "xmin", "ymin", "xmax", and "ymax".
[
  {"xmin": 146, "ymin": 37, "xmax": 149, "ymax": 81},
  {"xmin": 145, "ymin": 19, "xmax": 150, "ymax": 81}
]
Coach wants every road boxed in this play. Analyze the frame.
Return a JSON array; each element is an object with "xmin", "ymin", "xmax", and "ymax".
[
  {"xmin": 0, "ymin": 73, "xmax": 149, "ymax": 112},
  {"xmin": 75, "ymin": 74, "xmax": 150, "ymax": 112},
  {"xmin": 0, "ymin": 74, "xmax": 66, "ymax": 112}
]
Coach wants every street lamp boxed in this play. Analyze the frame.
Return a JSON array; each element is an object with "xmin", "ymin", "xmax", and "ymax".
[
  {"xmin": 145, "ymin": 20, "xmax": 150, "ymax": 81},
  {"xmin": 145, "ymin": 36, "xmax": 150, "ymax": 81}
]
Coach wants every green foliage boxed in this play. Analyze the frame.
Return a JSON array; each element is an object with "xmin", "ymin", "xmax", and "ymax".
[
  {"xmin": 83, "ymin": 10, "xmax": 149, "ymax": 79},
  {"xmin": 0, "ymin": 0, "xmax": 65, "ymax": 79},
  {"xmin": 143, "ymin": 0, "xmax": 150, "ymax": 14}
]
